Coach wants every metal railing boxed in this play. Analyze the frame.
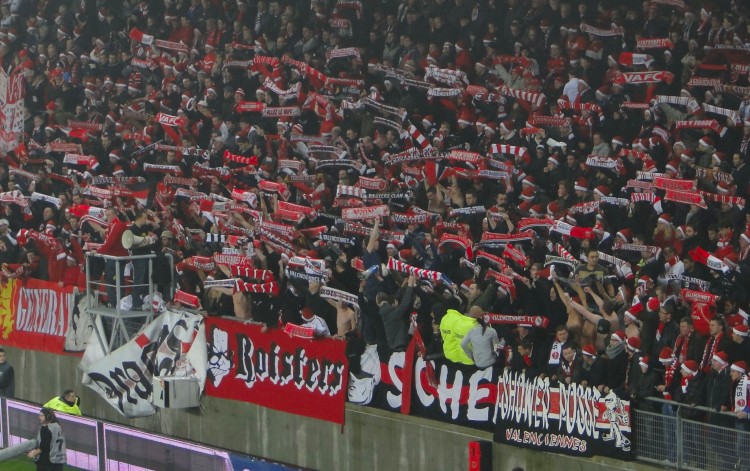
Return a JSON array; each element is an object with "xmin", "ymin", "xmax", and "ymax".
[
  {"xmin": 85, "ymin": 252, "xmax": 175, "ymax": 354},
  {"xmin": 634, "ymin": 396, "xmax": 750, "ymax": 470}
]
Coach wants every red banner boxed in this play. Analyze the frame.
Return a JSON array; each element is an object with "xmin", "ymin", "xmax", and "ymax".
[
  {"xmin": 0, "ymin": 278, "xmax": 75, "ymax": 353},
  {"xmin": 204, "ymin": 317, "xmax": 348, "ymax": 425}
]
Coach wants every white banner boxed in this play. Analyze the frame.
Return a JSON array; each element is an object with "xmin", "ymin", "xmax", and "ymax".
[
  {"xmin": 64, "ymin": 294, "xmax": 95, "ymax": 353},
  {"xmin": 0, "ymin": 70, "xmax": 22, "ymax": 151},
  {"xmin": 80, "ymin": 311, "xmax": 207, "ymax": 417},
  {"xmin": 15, "ymin": 283, "xmax": 74, "ymax": 336}
]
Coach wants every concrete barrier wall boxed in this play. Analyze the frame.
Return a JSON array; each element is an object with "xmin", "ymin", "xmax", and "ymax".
[{"xmin": 6, "ymin": 347, "xmax": 661, "ymax": 471}]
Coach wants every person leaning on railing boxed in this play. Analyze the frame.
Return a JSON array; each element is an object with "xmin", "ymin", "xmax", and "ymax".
[
  {"xmin": 89, "ymin": 207, "xmax": 128, "ymax": 308},
  {"xmin": 43, "ymin": 389, "xmax": 81, "ymax": 417}
]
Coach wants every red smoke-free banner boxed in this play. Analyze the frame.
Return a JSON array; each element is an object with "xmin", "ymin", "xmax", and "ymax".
[
  {"xmin": 204, "ymin": 317, "xmax": 348, "ymax": 425},
  {"xmin": 0, "ymin": 278, "xmax": 75, "ymax": 353}
]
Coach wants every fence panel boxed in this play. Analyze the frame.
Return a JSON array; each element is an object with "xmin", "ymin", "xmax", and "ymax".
[
  {"xmin": 633, "ymin": 408, "xmax": 675, "ymax": 466},
  {"xmin": 681, "ymin": 418, "xmax": 750, "ymax": 471},
  {"xmin": 634, "ymin": 398, "xmax": 750, "ymax": 471}
]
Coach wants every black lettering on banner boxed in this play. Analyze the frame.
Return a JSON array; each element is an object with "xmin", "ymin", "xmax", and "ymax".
[
  {"xmin": 267, "ymin": 343, "xmax": 281, "ymax": 385},
  {"xmin": 325, "ymin": 362, "xmax": 345, "ymax": 397},
  {"xmin": 305, "ymin": 358, "xmax": 321, "ymax": 392},
  {"xmin": 280, "ymin": 351, "xmax": 295, "ymax": 386},
  {"xmin": 294, "ymin": 347, "xmax": 308, "ymax": 389},
  {"xmin": 254, "ymin": 347, "xmax": 270, "ymax": 383},
  {"xmin": 235, "ymin": 335, "xmax": 256, "ymax": 387},
  {"xmin": 87, "ymin": 359, "xmax": 151, "ymax": 413},
  {"xmin": 231, "ymin": 338, "xmax": 346, "ymax": 397}
]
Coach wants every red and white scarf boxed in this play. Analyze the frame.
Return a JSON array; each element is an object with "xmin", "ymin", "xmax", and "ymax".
[
  {"xmin": 700, "ymin": 333, "xmax": 724, "ymax": 373},
  {"xmin": 341, "ymin": 204, "xmax": 389, "ymax": 220},
  {"xmin": 665, "ymin": 189, "xmax": 707, "ymax": 208},
  {"xmin": 636, "ymin": 38, "xmax": 673, "ymax": 49},
  {"xmin": 580, "ymin": 23, "xmax": 624, "ymax": 37},
  {"xmin": 615, "ymin": 71, "xmax": 675, "ymax": 84},
  {"xmin": 233, "ymin": 281, "xmax": 279, "ymax": 296},
  {"xmin": 386, "ymin": 258, "xmax": 442, "ymax": 281},
  {"xmin": 550, "ymin": 221, "xmax": 595, "ymax": 239},
  {"xmin": 689, "ymin": 247, "xmax": 731, "ymax": 273}
]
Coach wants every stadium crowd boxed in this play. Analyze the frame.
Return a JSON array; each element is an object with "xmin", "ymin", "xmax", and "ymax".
[{"xmin": 0, "ymin": 0, "xmax": 749, "ymax": 456}]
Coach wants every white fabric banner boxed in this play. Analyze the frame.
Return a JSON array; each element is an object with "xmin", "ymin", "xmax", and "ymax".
[{"xmin": 80, "ymin": 310, "xmax": 207, "ymax": 417}]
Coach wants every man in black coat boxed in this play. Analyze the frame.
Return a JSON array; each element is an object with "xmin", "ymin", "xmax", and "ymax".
[
  {"xmin": 573, "ymin": 344, "xmax": 607, "ymax": 391},
  {"xmin": 673, "ymin": 317, "xmax": 706, "ymax": 365},
  {"xmin": 603, "ymin": 331, "xmax": 629, "ymax": 395},
  {"xmin": 728, "ymin": 324, "xmax": 750, "ymax": 366},
  {"xmin": 652, "ymin": 304, "xmax": 680, "ymax": 368}
]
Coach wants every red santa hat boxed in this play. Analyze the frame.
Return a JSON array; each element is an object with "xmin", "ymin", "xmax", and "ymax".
[
  {"xmin": 500, "ymin": 120, "xmax": 514, "ymax": 133},
  {"xmin": 457, "ymin": 108, "xmax": 475, "ymax": 126},
  {"xmin": 547, "ymin": 201, "xmax": 561, "ymax": 217},
  {"xmin": 626, "ymin": 336, "xmax": 641, "ymax": 351},
  {"xmin": 733, "ymin": 324, "xmax": 749, "ymax": 337},
  {"xmin": 611, "ymin": 330, "xmax": 626, "ymax": 343},
  {"xmin": 681, "ymin": 360, "xmax": 699, "ymax": 375},
  {"xmin": 712, "ymin": 351, "xmax": 728, "ymax": 366},
  {"xmin": 665, "ymin": 160, "xmax": 680, "ymax": 174},
  {"xmin": 698, "ymin": 136, "xmax": 714, "ymax": 148},
  {"xmin": 522, "ymin": 175, "xmax": 537, "ymax": 188},
  {"xmin": 593, "ymin": 185, "xmax": 610, "ymax": 197},
  {"xmin": 638, "ymin": 356, "xmax": 650, "ymax": 369},
  {"xmin": 659, "ymin": 346, "xmax": 674, "ymax": 363},
  {"xmin": 581, "ymin": 344, "xmax": 597, "ymax": 357},
  {"xmin": 647, "ymin": 297, "xmax": 660, "ymax": 312},
  {"xmin": 529, "ymin": 204, "xmax": 544, "ymax": 217},
  {"xmin": 398, "ymin": 249, "xmax": 413, "ymax": 262},
  {"xmin": 625, "ymin": 302, "xmax": 643, "ymax": 322},
  {"xmin": 732, "ymin": 361, "xmax": 749, "ymax": 374},
  {"xmin": 616, "ymin": 228, "xmax": 632, "ymax": 242},
  {"xmin": 712, "ymin": 152, "xmax": 727, "ymax": 165},
  {"xmin": 657, "ymin": 213, "xmax": 672, "ymax": 225},
  {"xmin": 574, "ymin": 177, "xmax": 589, "ymax": 192},
  {"xmin": 520, "ymin": 186, "xmax": 536, "ymax": 201}
]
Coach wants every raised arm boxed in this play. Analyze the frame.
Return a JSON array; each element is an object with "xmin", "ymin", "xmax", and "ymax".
[
  {"xmin": 366, "ymin": 217, "xmax": 380, "ymax": 254},
  {"xmin": 584, "ymin": 285, "xmax": 605, "ymax": 312}
]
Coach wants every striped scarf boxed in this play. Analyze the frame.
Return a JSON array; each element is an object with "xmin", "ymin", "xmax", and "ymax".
[
  {"xmin": 386, "ymin": 258, "xmax": 442, "ymax": 281},
  {"xmin": 407, "ymin": 124, "xmax": 432, "ymax": 150},
  {"xmin": 555, "ymin": 243, "xmax": 577, "ymax": 262},
  {"xmin": 699, "ymin": 191, "xmax": 746, "ymax": 207},
  {"xmin": 489, "ymin": 144, "xmax": 527, "ymax": 157},
  {"xmin": 234, "ymin": 281, "xmax": 279, "ymax": 296},
  {"xmin": 499, "ymin": 85, "xmax": 545, "ymax": 107}
]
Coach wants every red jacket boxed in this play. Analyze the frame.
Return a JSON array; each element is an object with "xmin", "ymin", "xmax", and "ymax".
[{"xmin": 98, "ymin": 219, "xmax": 129, "ymax": 257}]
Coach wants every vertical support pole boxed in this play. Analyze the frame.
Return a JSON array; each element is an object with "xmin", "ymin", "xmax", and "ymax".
[{"xmin": 676, "ymin": 405, "xmax": 683, "ymax": 470}]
